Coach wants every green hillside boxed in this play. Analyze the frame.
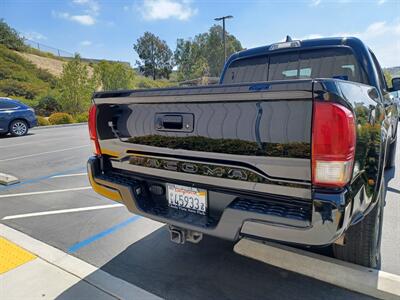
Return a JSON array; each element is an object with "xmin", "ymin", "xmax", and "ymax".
[
  {"xmin": 0, "ymin": 45, "xmax": 56, "ymax": 107},
  {"xmin": 0, "ymin": 19, "xmax": 176, "ymax": 122}
]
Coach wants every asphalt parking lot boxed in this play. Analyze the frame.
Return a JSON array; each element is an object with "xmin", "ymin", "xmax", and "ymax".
[{"xmin": 0, "ymin": 124, "xmax": 399, "ymax": 300}]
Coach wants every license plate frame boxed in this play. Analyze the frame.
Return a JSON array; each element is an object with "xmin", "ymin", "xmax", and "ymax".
[{"xmin": 167, "ymin": 184, "xmax": 207, "ymax": 215}]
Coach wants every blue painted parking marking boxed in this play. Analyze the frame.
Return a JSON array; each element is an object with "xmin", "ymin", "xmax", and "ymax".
[
  {"xmin": 68, "ymin": 215, "xmax": 142, "ymax": 253},
  {"xmin": 0, "ymin": 167, "xmax": 86, "ymax": 192}
]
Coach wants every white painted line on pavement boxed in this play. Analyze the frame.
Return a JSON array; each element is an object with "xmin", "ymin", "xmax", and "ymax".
[
  {"xmin": 234, "ymin": 238, "xmax": 400, "ymax": 300},
  {"xmin": 51, "ymin": 172, "xmax": 87, "ymax": 178},
  {"xmin": 2, "ymin": 204, "xmax": 124, "ymax": 220},
  {"xmin": 0, "ymin": 187, "xmax": 92, "ymax": 198},
  {"xmin": 0, "ymin": 145, "xmax": 89, "ymax": 162},
  {"xmin": 0, "ymin": 137, "xmax": 76, "ymax": 149},
  {"xmin": 0, "ymin": 224, "xmax": 161, "ymax": 300}
]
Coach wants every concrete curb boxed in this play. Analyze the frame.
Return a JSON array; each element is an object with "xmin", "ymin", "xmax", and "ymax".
[
  {"xmin": 234, "ymin": 238, "xmax": 400, "ymax": 300},
  {"xmin": 0, "ymin": 224, "xmax": 161, "ymax": 300},
  {"xmin": 33, "ymin": 122, "xmax": 87, "ymax": 130},
  {"xmin": 0, "ymin": 173, "xmax": 19, "ymax": 186}
]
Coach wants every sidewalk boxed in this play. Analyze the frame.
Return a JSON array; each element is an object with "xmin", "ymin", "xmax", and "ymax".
[{"xmin": 0, "ymin": 224, "xmax": 161, "ymax": 300}]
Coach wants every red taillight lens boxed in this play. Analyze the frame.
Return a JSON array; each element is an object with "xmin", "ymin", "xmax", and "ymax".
[
  {"xmin": 88, "ymin": 104, "xmax": 101, "ymax": 156},
  {"xmin": 312, "ymin": 102, "xmax": 356, "ymax": 187}
]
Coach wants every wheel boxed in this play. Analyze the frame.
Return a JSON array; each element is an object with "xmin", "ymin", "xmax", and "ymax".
[
  {"xmin": 385, "ymin": 137, "xmax": 397, "ymax": 169},
  {"xmin": 9, "ymin": 119, "xmax": 28, "ymax": 136},
  {"xmin": 333, "ymin": 182, "xmax": 385, "ymax": 268}
]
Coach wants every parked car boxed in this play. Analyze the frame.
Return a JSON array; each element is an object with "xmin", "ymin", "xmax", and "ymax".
[
  {"xmin": 87, "ymin": 37, "xmax": 399, "ymax": 268},
  {"xmin": 0, "ymin": 98, "xmax": 37, "ymax": 136},
  {"xmin": 390, "ymin": 80, "xmax": 400, "ymax": 117}
]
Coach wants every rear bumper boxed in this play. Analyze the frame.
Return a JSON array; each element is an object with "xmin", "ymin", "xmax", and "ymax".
[{"xmin": 88, "ymin": 156, "xmax": 352, "ymax": 246}]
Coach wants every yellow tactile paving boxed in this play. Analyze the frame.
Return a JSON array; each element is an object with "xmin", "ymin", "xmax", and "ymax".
[{"xmin": 0, "ymin": 237, "xmax": 36, "ymax": 274}]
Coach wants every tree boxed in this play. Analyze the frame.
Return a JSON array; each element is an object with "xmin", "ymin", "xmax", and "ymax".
[
  {"xmin": 205, "ymin": 25, "xmax": 242, "ymax": 77},
  {"xmin": 174, "ymin": 39, "xmax": 209, "ymax": 81},
  {"xmin": 384, "ymin": 69, "xmax": 393, "ymax": 89},
  {"xmin": 174, "ymin": 25, "xmax": 242, "ymax": 80},
  {"xmin": 94, "ymin": 61, "xmax": 135, "ymax": 91},
  {"xmin": 0, "ymin": 19, "xmax": 26, "ymax": 51},
  {"xmin": 133, "ymin": 32, "xmax": 173, "ymax": 80},
  {"xmin": 58, "ymin": 54, "xmax": 97, "ymax": 115}
]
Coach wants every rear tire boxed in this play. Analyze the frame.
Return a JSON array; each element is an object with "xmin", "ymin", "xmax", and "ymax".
[
  {"xmin": 333, "ymin": 182, "xmax": 385, "ymax": 268},
  {"xmin": 385, "ymin": 137, "xmax": 397, "ymax": 169},
  {"xmin": 9, "ymin": 119, "xmax": 28, "ymax": 137}
]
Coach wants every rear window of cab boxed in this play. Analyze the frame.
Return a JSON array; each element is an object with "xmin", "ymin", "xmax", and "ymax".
[{"xmin": 222, "ymin": 47, "xmax": 368, "ymax": 85}]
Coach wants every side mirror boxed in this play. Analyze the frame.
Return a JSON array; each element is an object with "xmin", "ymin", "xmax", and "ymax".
[{"xmin": 392, "ymin": 77, "xmax": 400, "ymax": 92}]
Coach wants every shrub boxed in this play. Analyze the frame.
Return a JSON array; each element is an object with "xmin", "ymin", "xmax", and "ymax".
[
  {"xmin": 48, "ymin": 112, "xmax": 74, "ymax": 125},
  {"xmin": 58, "ymin": 54, "xmax": 96, "ymax": 115},
  {"xmin": 94, "ymin": 61, "xmax": 135, "ymax": 91},
  {"xmin": 0, "ymin": 45, "xmax": 56, "ymax": 100},
  {"xmin": 0, "ymin": 19, "xmax": 26, "ymax": 51},
  {"xmin": 132, "ymin": 76, "xmax": 175, "ymax": 89},
  {"xmin": 35, "ymin": 95, "xmax": 61, "ymax": 116},
  {"xmin": 74, "ymin": 112, "xmax": 88, "ymax": 123},
  {"xmin": 0, "ymin": 79, "xmax": 46, "ymax": 99},
  {"xmin": 37, "ymin": 116, "xmax": 50, "ymax": 126}
]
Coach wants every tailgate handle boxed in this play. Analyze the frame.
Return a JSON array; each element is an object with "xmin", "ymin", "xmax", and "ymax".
[{"xmin": 161, "ymin": 115, "xmax": 183, "ymax": 129}]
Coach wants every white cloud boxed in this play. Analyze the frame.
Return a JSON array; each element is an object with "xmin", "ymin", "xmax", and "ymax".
[
  {"xmin": 70, "ymin": 15, "xmax": 95, "ymax": 25},
  {"xmin": 138, "ymin": 0, "xmax": 197, "ymax": 21},
  {"xmin": 80, "ymin": 40, "xmax": 92, "ymax": 46},
  {"xmin": 310, "ymin": 0, "xmax": 321, "ymax": 6},
  {"xmin": 22, "ymin": 31, "xmax": 47, "ymax": 41},
  {"xmin": 377, "ymin": 0, "xmax": 386, "ymax": 5},
  {"xmin": 53, "ymin": 11, "xmax": 96, "ymax": 25},
  {"xmin": 53, "ymin": 0, "xmax": 99, "ymax": 26},
  {"xmin": 298, "ymin": 20, "xmax": 400, "ymax": 67},
  {"xmin": 73, "ymin": 0, "xmax": 100, "ymax": 15}
]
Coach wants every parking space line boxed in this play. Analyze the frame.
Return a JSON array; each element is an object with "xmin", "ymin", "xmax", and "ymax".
[
  {"xmin": 68, "ymin": 216, "xmax": 142, "ymax": 253},
  {"xmin": 0, "ymin": 137, "xmax": 77, "ymax": 149},
  {"xmin": 51, "ymin": 173, "xmax": 87, "ymax": 178},
  {"xmin": 0, "ymin": 167, "xmax": 87, "ymax": 192},
  {"xmin": 2, "ymin": 204, "xmax": 124, "ymax": 220},
  {"xmin": 0, "ymin": 187, "xmax": 92, "ymax": 199},
  {"xmin": 0, "ymin": 145, "xmax": 89, "ymax": 162}
]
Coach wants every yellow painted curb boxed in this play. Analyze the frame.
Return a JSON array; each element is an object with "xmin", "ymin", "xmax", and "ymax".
[{"xmin": 0, "ymin": 237, "xmax": 36, "ymax": 274}]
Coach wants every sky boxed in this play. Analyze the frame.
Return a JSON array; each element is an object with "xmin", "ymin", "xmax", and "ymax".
[{"xmin": 1, "ymin": 0, "xmax": 400, "ymax": 67}]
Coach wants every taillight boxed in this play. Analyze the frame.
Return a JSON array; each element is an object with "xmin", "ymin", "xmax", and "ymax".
[
  {"xmin": 312, "ymin": 102, "xmax": 356, "ymax": 188},
  {"xmin": 88, "ymin": 104, "xmax": 101, "ymax": 156}
]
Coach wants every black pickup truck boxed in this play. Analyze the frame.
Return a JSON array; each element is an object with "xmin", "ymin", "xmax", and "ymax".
[{"xmin": 87, "ymin": 37, "xmax": 399, "ymax": 268}]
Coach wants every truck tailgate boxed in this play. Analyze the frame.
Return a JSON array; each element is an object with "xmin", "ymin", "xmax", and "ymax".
[{"xmin": 94, "ymin": 81, "xmax": 313, "ymax": 199}]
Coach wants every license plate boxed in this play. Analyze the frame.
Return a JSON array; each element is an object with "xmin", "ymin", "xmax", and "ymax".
[{"xmin": 167, "ymin": 184, "xmax": 207, "ymax": 215}]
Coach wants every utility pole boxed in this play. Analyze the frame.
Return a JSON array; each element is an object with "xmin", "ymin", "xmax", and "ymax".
[{"xmin": 214, "ymin": 15, "xmax": 233, "ymax": 62}]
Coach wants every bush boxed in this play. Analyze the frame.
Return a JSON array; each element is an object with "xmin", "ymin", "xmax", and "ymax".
[
  {"xmin": 0, "ymin": 79, "xmax": 46, "ymax": 99},
  {"xmin": 0, "ymin": 19, "xmax": 26, "ymax": 51},
  {"xmin": 74, "ymin": 112, "xmax": 88, "ymax": 123},
  {"xmin": 48, "ymin": 112, "xmax": 74, "ymax": 125},
  {"xmin": 35, "ymin": 95, "xmax": 61, "ymax": 116},
  {"xmin": 37, "ymin": 116, "xmax": 50, "ymax": 126},
  {"xmin": 0, "ymin": 45, "xmax": 56, "ymax": 100},
  {"xmin": 132, "ymin": 75, "xmax": 176, "ymax": 89}
]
